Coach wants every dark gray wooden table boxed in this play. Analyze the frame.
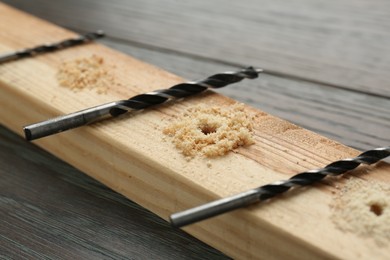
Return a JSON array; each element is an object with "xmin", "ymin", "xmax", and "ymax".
[{"xmin": 1, "ymin": 1, "xmax": 389, "ymax": 259}]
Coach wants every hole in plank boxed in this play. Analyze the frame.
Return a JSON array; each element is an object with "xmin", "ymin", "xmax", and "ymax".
[
  {"xmin": 199, "ymin": 124, "xmax": 218, "ymax": 135},
  {"xmin": 369, "ymin": 203, "xmax": 383, "ymax": 216}
]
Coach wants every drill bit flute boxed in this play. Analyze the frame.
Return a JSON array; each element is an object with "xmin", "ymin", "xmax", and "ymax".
[
  {"xmin": 24, "ymin": 67, "xmax": 263, "ymax": 141},
  {"xmin": 170, "ymin": 146, "xmax": 390, "ymax": 227},
  {"xmin": 0, "ymin": 30, "xmax": 104, "ymax": 64}
]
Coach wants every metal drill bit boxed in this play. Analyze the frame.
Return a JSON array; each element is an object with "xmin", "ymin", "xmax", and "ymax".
[
  {"xmin": 0, "ymin": 30, "xmax": 104, "ymax": 64},
  {"xmin": 24, "ymin": 67, "xmax": 263, "ymax": 141},
  {"xmin": 170, "ymin": 146, "xmax": 390, "ymax": 227}
]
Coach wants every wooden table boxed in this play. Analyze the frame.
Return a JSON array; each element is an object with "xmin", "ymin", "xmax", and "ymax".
[{"xmin": 1, "ymin": 1, "xmax": 389, "ymax": 259}]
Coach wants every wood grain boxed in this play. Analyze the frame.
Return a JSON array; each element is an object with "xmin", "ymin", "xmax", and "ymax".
[
  {"xmin": 0, "ymin": 3, "xmax": 389, "ymax": 259},
  {"xmin": 101, "ymin": 39, "xmax": 390, "ymax": 152},
  {"xmin": 0, "ymin": 2, "xmax": 389, "ymax": 258},
  {"xmin": 4, "ymin": 0, "xmax": 390, "ymax": 97}
]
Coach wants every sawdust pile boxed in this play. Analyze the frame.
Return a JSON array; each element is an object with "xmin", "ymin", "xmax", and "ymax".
[
  {"xmin": 57, "ymin": 55, "xmax": 116, "ymax": 94},
  {"xmin": 331, "ymin": 178, "xmax": 390, "ymax": 245},
  {"xmin": 163, "ymin": 104, "xmax": 254, "ymax": 157}
]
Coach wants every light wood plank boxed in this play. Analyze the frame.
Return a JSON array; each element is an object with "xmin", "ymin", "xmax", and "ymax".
[
  {"xmin": 4, "ymin": 0, "xmax": 390, "ymax": 97},
  {"xmin": 101, "ymin": 38, "xmax": 390, "ymax": 153},
  {"xmin": 0, "ymin": 4, "xmax": 389, "ymax": 259}
]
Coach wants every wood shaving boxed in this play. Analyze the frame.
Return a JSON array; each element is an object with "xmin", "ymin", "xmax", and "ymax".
[
  {"xmin": 163, "ymin": 103, "xmax": 254, "ymax": 157},
  {"xmin": 330, "ymin": 178, "xmax": 390, "ymax": 245},
  {"xmin": 57, "ymin": 55, "xmax": 116, "ymax": 94}
]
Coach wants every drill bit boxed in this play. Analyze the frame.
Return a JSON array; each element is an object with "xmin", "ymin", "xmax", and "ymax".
[
  {"xmin": 0, "ymin": 30, "xmax": 104, "ymax": 64},
  {"xmin": 170, "ymin": 146, "xmax": 390, "ymax": 227},
  {"xmin": 24, "ymin": 67, "xmax": 263, "ymax": 141}
]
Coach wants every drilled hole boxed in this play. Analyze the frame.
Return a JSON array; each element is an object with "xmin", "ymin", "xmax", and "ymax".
[
  {"xmin": 199, "ymin": 124, "xmax": 217, "ymax": 135},
  {"xmin": 369, "ymin": 203, "xmax": 383, "ymax": 216}
]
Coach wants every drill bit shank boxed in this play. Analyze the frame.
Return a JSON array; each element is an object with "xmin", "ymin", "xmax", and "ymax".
[
  {"xmin": 24, "ymin": 67, "xmax": 262, "ymax": 140},
  {"xmin": 0, "ymin": 30, "xmax": 104, "ymax": 64},
  {"xmin": 24, "ymin": 101, "xmax": 119, "ymax": 141},
  {"xmin": 170, "ymin": 147, "xmax": 390, "ymax": 227}
]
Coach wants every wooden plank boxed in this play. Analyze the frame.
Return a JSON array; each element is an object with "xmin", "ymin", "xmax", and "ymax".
[
  {"xmin": 0, "ymin": 3, "xmax": 389, "ymax": 259},
  {"xmin": 4, "ymin": 0, "xmax": 390, "ymax": 97},
  {"xmin": 101, "ymin": 38, "xmax": 390, "ymax": 152},
  {"xmin": 2, "ymin": 5, "xmax": 389, "ymax": 259}
]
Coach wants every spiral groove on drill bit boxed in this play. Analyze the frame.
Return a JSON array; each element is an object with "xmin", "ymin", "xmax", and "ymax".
[
  {"xmin": 170, "ymin": 146, "xmax": 390, "ymax": 227},
  {"xmin": 0, "ymin": 30, "xmax": 104, "ymax": 63},
  {"xmin": 24, "ymin": 67, "xmax": 263, "ymax": 140},
  {"xmin": 109, "ymin": 66, "xmax": 262, "ymax": 116}
]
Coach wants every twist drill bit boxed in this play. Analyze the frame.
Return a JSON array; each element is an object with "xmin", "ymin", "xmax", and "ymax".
[
  {"xmin": 170, "ymin": 146, "xmax": 390, "ymax": 227},
  {"xmin": 24, "ymin": 67, "xmax": 263, "ymax": 140},
  {"xmin": 0, "ymin": 30, "xmax": 104, "ymax": 64}
]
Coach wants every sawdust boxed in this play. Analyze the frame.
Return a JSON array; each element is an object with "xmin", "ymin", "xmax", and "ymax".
[
  {"xmin": 330, "ymin": 178, "xmax": 390, "ymax": 245},
  {"xmin": 163, "ymin": 103, "xmax": 254, "ymax": 157},
  {"xmin": 57, "ymin": 55, "xmax": 118, "ymax": 94}
]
